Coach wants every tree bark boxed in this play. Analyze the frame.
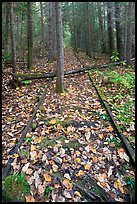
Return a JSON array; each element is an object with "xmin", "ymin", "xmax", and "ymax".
[
  {"xmin": 4, "ymin": 2, "xmax": 10, "ymax": 60},
  {"xmin": 40, "ymin": 2, "xmax": 44, "ymax": 54},
  {"xmin": 9, "ymin": 2, "xmax": 16, "ymax": 76},
  {"xmin": 97, "ymin": 2, "xmax": 105, "ymax": 53},
  {"xmin": 27, "ymin": 2, "xmax": 33, "ymax": 69},
  {"xmin": 115, "ymin": 2, "xmax": 124, "ymax": 60},
  {"xmin": 55, "ymin": 2, "xmax": 65, "ymax": 92},
  {"xmin": 47, "ymin": 2, "xmax": 55, "ymax": 62},
  {"xmin": 107, "ymin": 2, "xmax": 114, "ymax": 58},
  {"xmin": 126, "ymin": 3, "xmax": 132, "ymax": 65}
]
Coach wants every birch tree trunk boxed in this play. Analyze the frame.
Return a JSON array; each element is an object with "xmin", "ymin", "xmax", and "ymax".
[{"xmin": 55, "ymin": 2, "xmax": 64, "ymax": 93}]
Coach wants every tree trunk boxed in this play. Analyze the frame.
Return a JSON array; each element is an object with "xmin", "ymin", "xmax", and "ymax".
[
  {"xmin": 4, "ymin": 2, "xmax": 10, "ymax": 60},
  {"xmin": 97, "ymin": 2, "xmax": 106, "ymax": 53},
  {"xmin": 126, "ymin": 3, "xmax": 132, "ymax": 65},
  {"xmin": 107, "ymin": 2, "xmax": 114, "ymax": 58},
  {"xmin": 47, "ymin": 2, "xmax": 55, "ymax": 62},
  {"xmin": 9, "ymin": 2, "xmax": 16, "ymax": 76},
  {"xmin": 55, "ymin": 2, "xmax": 64, "ymax": 93},
  {"xmin": 115, "ymin": 2, "xmax": 124, "ymax": 60},
  {"xmin": 52, "ymin": 2, "xmax": 57, "ymax": 60},
  {"xmin": 27, "ymin": 2, "xmax": 33, "ymax": 69},
  {"xmin": 40, "ymin": 2, "xmax": 44, "ymax": 55}
]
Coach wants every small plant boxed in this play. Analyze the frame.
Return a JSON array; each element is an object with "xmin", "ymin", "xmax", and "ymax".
[
  {"xmin": 127, "ymin": 177, "xmax": 135, "ymax": 189},
  {"xmin": 111, "ymin": 51, "xmax": 120, "ymax": 62},
  {"xmin": 45, "ymin": 186, "xmax": 53, "ymax": 198},
  {"xmin": 23, "ymin": 80, "xmax": 32, "ymax": 85},
  {"xmin": 2, "ymin": 173, "xmax": 30, "ymax": 202}
]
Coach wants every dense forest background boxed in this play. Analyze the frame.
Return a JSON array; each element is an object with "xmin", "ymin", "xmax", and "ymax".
[{"xmin": 2, "ymin": 2, "xmax": 135, "ymax": 68}]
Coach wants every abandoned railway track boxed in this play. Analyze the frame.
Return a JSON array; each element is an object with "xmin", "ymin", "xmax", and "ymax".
[{"xmin": 2, "ymin": 55, "xmax": 135, "ymax": 202}]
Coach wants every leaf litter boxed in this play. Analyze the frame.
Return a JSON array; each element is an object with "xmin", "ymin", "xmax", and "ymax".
[{"xmin": 2, "ymin": 49, "xmax": 135, "ymax": 202}]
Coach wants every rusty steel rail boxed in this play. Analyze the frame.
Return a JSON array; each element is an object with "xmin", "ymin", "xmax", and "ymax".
[
  {"xmin": 88, "ymin": 72, "xmax": 135, "ymax": 166},
  {"xmin": 2, "ymin": 79, "xmax": 52, "ymax": 180}
]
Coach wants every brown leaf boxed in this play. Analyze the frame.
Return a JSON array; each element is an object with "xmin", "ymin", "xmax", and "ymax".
[{"xmin": 84, "ymin": 162, "xmax": 91, "ymax": 170}]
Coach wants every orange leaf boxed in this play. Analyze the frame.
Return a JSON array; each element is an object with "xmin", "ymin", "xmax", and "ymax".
[
  {"xmin": 90, "ymin": 146, "xmax": 96, "ymax": 153},
  {"xmin": 49, "ymin": 160, "xmax": 55, "ymax": 165},
  {"xmin": 25, "ymin": 195, "xmax": 35, "ymax": 202},
  {"xmin": 34, "ymin": 137, "xmax": 44, "ymax": 144},
  {"xmin": 84, "ymin": 162, "xmax": 91, "ymax": 170},
  {"xmin": 44, "ymin": 173, "xmax": 52, "ymax": 182},
  {"xmin": 92, "ymin": 157, "xmax": 98, "ymax": 163}
]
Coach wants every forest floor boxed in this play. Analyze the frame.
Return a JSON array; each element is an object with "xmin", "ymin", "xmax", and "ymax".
[{"xmin": 2, "ymin": 48, "xmax": 135, "ymax": 202}]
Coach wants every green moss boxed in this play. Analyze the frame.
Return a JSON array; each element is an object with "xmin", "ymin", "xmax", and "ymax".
[{"xmin": 2, "ymin": 173, "xmax": 30, "ymax": 202}]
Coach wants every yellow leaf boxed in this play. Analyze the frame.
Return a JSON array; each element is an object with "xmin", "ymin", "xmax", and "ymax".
[
  {"xmin": 108, "ymin": 126, "xmax": 113, "ymax": 132},
  {"xmin": 74, "ymin": 157, "xmax": 81, "ymax": 163},
  {"xmin": 75, "ymin": 191, "xmax": 82, "ymax": 197},
  {"xmin": 62, "ymin": 178, "xmax": 72, "ymax": 189},
  {"xmin": 30, "ymin": 145, "xmax": 36, "ymax": 152},
  {"xmin": 77, "ymin": 170, "xmax": 84, "ymax": 177},
  {"xmin": 25, "ymin": 195, "xmax": 35, "ymax": 202},
  {"xmin": 75, "ymin": 151, "xmax": 81, "ymax": 156},
  {"xmin": 98, "ymin": 133, "xmax": 104, "ymax": 139},
  {"xmin": 115, "ymin": 180, "xmax": 124, "ymax": 194},
  {"xmin": 84, "ymin": 162, "xmax": 91, "ymax": 170},
  {"xmin": 12, "ymin": 153, "xmax": 19, "ymax": 159},
  {"xmin": 44, "ymin": 173, "xmax": 52, "ymax": 182},
  {"xmin": 49, "ymin": 119, "xmax": 56, "ymax": 125},
  {"xmin": 45, "ymin": 129, "xmax": 50, "ymax": 134}
]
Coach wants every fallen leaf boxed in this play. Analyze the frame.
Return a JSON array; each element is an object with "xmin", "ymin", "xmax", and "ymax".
[
  {"xmin": 75, "ymin": 151, "xmax": 81, "ymax": 156},
  {"xmin": 114, "ymin": 179, "xmax": 125, "ymax": 194},
  {"xmin": 74, "ymin": 157, "xmax": 81, "ymax": 163},
  {"xmin": 108, "ymin": 126, "xmax": 113, "ymax": 132},
  {"xmin": 64, "ymin": 173, "xmax": 71, "ymax": 180},
  {"xmin": 31, "ymin": 145, "xmax": 36, "ymax": 152},
  {"xmin": 49, "ymin": 119, "xmax": 56, "ymax": 125},
  {"xmin": 108, "ymin": 166, "xmax": 113, "ymax": 177},
  {"xmin": 44, "ymin": 173, "xmax": 52, "ymax": 182},
  {"xmin": 77, "ymin": 170, "xmax": 84, "ymax": 177},
  {"xmin": 38, "ymin": 184, "xmax": 45, "ymax": 194},
  {"xmin": 92, "ymin": 157, "xmax": 98, "ymax": 163},
  {"xmin": 84, "ymin": 162, "xmax": 91, "ymax": 170},
  {"xmin": 25, "ymin": 195, "xmax": 35, "ymax": 202},
  {"xmin": 63, "ymin": 189, "xmax": 72, "ymax": 198},
  {"xmin": 12, "ymin": 153, "xmax": 19, "ymax": 159},
  {"xmin": 22, "ymin": 162, "xmax": 30, "ymax": 172},
  {"xmin": 62, "ymin": 178, "xmax": 72, "ymax": 189},
  {"xmin": 26, "ymin": 168, "xmax": 33, "ymax": 175},
  {"xmin": 75, "ymin": 191, "xmax": 82, "ymax": 197},
  {"xmin": 90, "ymin": 146, "xmax": 96, "ymax": 153},
  {"xmin": 98, "ymin": 133, "xmax": 104, "ymax": 139}
]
